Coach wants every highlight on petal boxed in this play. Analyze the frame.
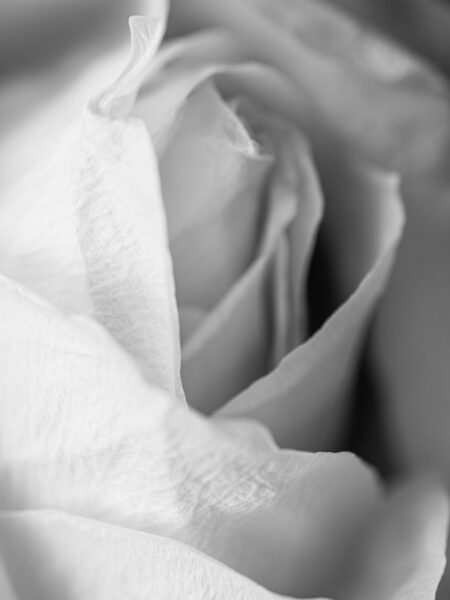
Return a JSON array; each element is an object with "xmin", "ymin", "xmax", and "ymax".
[
  {"xmin": 0, "ymin": 92, "xmax": 183, "ymax": 402},
  {"xmin": 0, "ymin": 273, "xmax": 387, "ymax": 598},
  {"xmin": 0, "ymin": 511, "xmax": 302, "ymax": 600},
  {"xmin": 219, "ymin": 155, "xmax": 404, "ymax": 451}
]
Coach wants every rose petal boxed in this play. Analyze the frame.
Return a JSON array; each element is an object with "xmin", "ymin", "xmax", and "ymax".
[
  {"xmin": 0, "ymin": 511, "xmax": 301, "ymax": 600},
  {"xmin": 160, "ymin": 80, "xmax": 272, "ymax": 310},
  {"xmin": 181, "ymin": 247, "xmax": 272, "ymax": 412},
  {"xmin": 0, "ymin": 273, "xmax": 386, "ymax": 598},
  {"xmin": 128, "ymin": 33, "xmax": 324, "ymax": 413},
  {"xmin": 182, "ymin": 126, "xmax": 322, "ymax": 413},
  {"xmin": 0, "ymin": 16, "xmax": 183, "ymax": 400},
  {"xmin": 219, "ymin": 156, "xmax": 404, "ymax": 451},
  {"xmin": 267, "ymin": 119, "xmax": 323, "ymax": 360},
  {"xmin": 134, "ymin": 32, "xmax": 307, "ymax": 154},
  {"xmin": 0, "ymin": 484, "xmax": 447, "ymax": 600},
  {"xmin": 132, "ymin": 29, "xmax": 245, "ymax": 142},
  {"xmin": 167, "ymin": 1, "xmax": 450, "ymax": 482}
]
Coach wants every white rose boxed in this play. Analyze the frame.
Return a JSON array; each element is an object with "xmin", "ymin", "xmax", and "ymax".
[{"xmin": 0, "ymin": 1, "xmax": 449, "ymax": 599}]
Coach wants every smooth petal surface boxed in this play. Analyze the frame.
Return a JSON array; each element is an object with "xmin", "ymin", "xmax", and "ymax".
[
  {"xmin": 0, "ymin": 511, "xmax": 301, "ymax": 600},
  {"xmin": 182, "ymin": 115, "xmax": 322, "ymax": 414},
  {"xmin": 170, "ymin": 0, "xmax": 450, "ymax": 546},
  {"xmin": 220, "ymin": 156, "xmax": 404, "ymax": 451},
  {"xmin": 160, "ymin": 80, "xmax": 272, "ymax": 310},
  {"xmin": 0, "ymin": 273, "xmax": 386, "ymax": 598},
  {"xmin": 0, "ymin": 15, "xmax": 183, "ymax": 400}
]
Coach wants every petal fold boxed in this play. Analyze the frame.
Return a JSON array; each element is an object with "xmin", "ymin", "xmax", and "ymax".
[{"xmin": 220, "ymin": 156, "xmax": 404, "ymax": 451}]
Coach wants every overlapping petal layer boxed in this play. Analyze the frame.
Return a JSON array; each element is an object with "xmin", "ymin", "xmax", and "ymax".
[
  {"xmin": 0, "ymin": 274, "xmax": 448, "ymax": 598},
  {"xmin": 0, "ymin": 272, "xmax": 379, "ymax": 598},
  {"xmin": 169, "ymin": 0, "xmax": 450, "ymax": 559},
  {"xmin": 130, "ymin": 24, "xmax": 405, "ymax": 449},
  {"xmin": 0, "ymin": 17, "xmax": 405, "ymax": 451},
  {"xmin": 0, "ymin": 15, "xmax": 183, "ymax": 401},
  {"xmin": 0, "ymin": 511, "xmax": 300, "ymax": 600},
  {"xmin": 0, "ymin": 486, "xmax": 447, "ymax": 600},
  {"xmin": 221, "ymin": 152, "xmax": 403, "ymax": 450}
]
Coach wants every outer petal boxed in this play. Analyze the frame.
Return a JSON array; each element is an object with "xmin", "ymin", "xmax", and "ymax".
[
  {"xmin": 0, "ymin": 511, "xmax": 301, "ymax": 600},
  {"xmin": 0, "ymin": 273, "xmax": 384, "ymax": 598},
  {"xmin": 0, "ymin": 486, "xmax": 447, "ymax": 600},
  {"xmin": 182, "ymin": 117, "xmax": 321, "ymax": 413},
  {"xmin": 0, "ymin": 15, "xmax": 183, "ymax": 401}
]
